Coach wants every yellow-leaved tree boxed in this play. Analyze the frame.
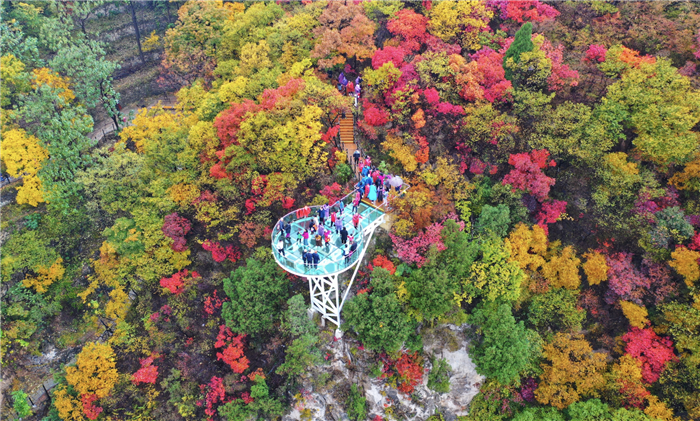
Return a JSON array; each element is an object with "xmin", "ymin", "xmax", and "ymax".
[
  {"xmin": 542, "ymin": 245, "xmax": 581, "ymax": 289},
  {"xmin": 1, "ymin": 128, "xmax": 49, "ymax": 206},
  {"xmin": 55, "ymin": 342, "xmax": 119, "ymax": 420},
  {"xmin": 583, "ymin": 250, "xmax": 609, "ymax": 285},
  {"xmin": 505, "ymin": 223, "xmax": 548, "ymax": 272},
  {"xmin": 536, "ymin": 333, "xmax": 607, "ymax": 409},
  {"xmin": 606, "ymin": 354, "xmax": 648, "ymax": 409},
  {"xmin": 428, "ymin": 0, "xmax": 493, "ymax": 50},
  {"xmin": 620, "ymin": 301, "xmax": 649, "ymax": 328},
  {"xmin": 382, "ymin": 133, "xmax": 418, "ymax": 173},
  {"xmin": 65, "ymin": 342, "xmax": 119, "ymax": 398},
  {"xmin": 22, "ymin": 257, "xmax": 65, "ymax": 293},
  {"xmin": 32, "ymin": 67, "xmax": 75, "ymax": 102},
  {"xmin": 669, "ymin": 247, "xmax": 700, "ymax": 287}
]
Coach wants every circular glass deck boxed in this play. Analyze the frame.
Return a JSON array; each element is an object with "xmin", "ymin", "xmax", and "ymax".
[{"xmin": 271, "ymin": 191, "xmax": 387, "ymax": 277}]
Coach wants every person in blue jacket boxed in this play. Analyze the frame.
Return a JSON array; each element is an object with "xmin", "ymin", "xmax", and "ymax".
[
  {"xmin": 368, "ymin": 183, "xmax": 378, "ymax": 205},
  {"xmin": 302, "ymin": 250, "xmax": 309, "ymax": 269},
  {"xmin": 311, "ymin": 250, "xmax": 320, "ymax": 269}
]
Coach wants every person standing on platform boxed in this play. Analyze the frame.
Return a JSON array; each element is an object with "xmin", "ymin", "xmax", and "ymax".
[
  {"xmin": 340, "ymin": 226, "xmax": 348, "ymax": 244},
  {"xmin": 284, "ymin": 221, "xmax": 291, "ymax": 243},
  {"xmin": 349, "ymin": 241, "xmax": 358, "ymax": 261},
  {"xmin": 353, "ymin": 149, "xmax": 361, "ymax": 168},
  {"xmin": 312, "ymin": 250, "xmax": 320, "ymax": 269},
  {"xmin": 302, "ymin": 249, "xmax": 309, "ymax": 269},
  {"xmin": 277, "ymin": 238, "xmax": 285, "ymax": 257},
  {"xmin": 362, "ymin": 165, "xmax": 370, "ymax": 177},
  {"xmin": 303, "ymin": 229, "xmax": 309, "ymax": 247},
  {"xmin": 352, "ymin": 213, "xmax": 363, "ymax": 229},
  {"xmin": 338, "ymin": 199, "xmax": 345, "ymax": 215},
  {"xmin": 368, "ymin": 183, "xmax": 378, "ymax": 206},
  {"xmin": 335, "ymin": 217, "xmax": 343, "ymax": 234}
]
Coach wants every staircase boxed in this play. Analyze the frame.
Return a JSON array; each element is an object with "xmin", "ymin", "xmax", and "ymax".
[{"xmin": 338, "ymin": 114, "xmax": 356, "ymax": 166}]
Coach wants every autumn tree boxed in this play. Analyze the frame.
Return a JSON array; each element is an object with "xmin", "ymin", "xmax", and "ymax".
[
  {"xmin": 620, "ymin": 301, "xmax": 649, "ymax": 329},
  {"xmin": 583, "ymin": 251, "xmax": 609, "ymax": 286},
  {"xmin": 536, "ymin": 333, "xmax": 607, "ymax": 409},
  {"xmin": 502, "ymin": 149, "xmax": 556, "ymax": 202},
  {"xmin": 541, "ymin": 245, "xmax": 581, "ymax": 290},
  {"xmin": 622, "ymin": 327, "xmax": 677, "ymax": 384},
  {"xmin": 22, "ymin": 257, "xmax": 65, "ymax": 294},
  {"xmin": 668, "ymin": 247, "xmax": 700, "ymax": 288},
  {"xmin": 595, "ymin": 56, "xmax": 700, "ymax": 165},
  {"xmin": 311, "ymin": 2, "xmax": 376, "ymax": 69},
  {"xmin": 428, "ymin": 0, "xmax": 493, "ymax": 50},
  {"xmin": 55, "ymin": 342, "xmax": 119, "ymax": 420},
  {"xmin": 1, "ymin": 128, "xmax": 48, "ymax": 206},
  {"xmin": 386, "ymin": 9, "xmax": 428, "ymax": 53},
  {"xmin": 505, "ymin": 223, "xmax": 548, "ymax": 272}
]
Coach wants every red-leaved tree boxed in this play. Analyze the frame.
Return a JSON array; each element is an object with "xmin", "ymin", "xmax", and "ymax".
[
  {"xmin": 132, "ymin": 355, "xmax": 159, "ymax": 385},
  {"xmin": 502, "ymin": 149, "xmax": 556, "ymax": 201},
  {"xmin": 390, "ymin": 221, "xmax": 446, "ymax": 267},
  {"xmin": 605, "ymin": 252, "xmax": 651, "ymax": 304},
  {"xmin": 160, "ymin": 269, "xmax": 201, "ymax": 294},
  {"xmin": 386, "ymin": 9, "xmax": 429, "ymax": 53},
  {"xmin": 162, "ymin": 213, "xmax": 192, "ymax": 252},
  {"xmin": 622, "ymin": 327, "xmax": 677, "ymax": 384},
  {"xmin": 202, "ymin": 240, "xmax": 241, "ymax": 263},
  {"xmin": 81, "ymin": 394, "xmax": 103, "ymax": 420},
  {"xmin": 215, "ymin": 325, "xmax": 250, "ymax": 374},
  {"xmin": 503, "ymin": 0, "xmax": 559, "ymax": 23},
  {"xmin": 198, "ymin": 376, "xmax": 226, "ymax": 421}
]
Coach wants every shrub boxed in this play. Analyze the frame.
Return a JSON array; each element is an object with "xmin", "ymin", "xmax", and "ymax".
[
  {"xmin": 346, "ymin": 384, "xmax": 367, "ymax": 421},
  {"xmin": 427, "ymin": 357, "xmax": 451, "ymax": 393}
]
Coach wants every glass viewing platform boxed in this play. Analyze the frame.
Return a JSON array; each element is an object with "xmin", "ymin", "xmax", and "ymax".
[{"xmin": 271, "ymin": 186, "xmax": 406, "ymax": 277}]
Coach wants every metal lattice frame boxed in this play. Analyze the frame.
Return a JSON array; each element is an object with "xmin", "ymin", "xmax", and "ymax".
[{"xmin": 307, "ymin": 213, "xmax": 385, "ymax": 330}]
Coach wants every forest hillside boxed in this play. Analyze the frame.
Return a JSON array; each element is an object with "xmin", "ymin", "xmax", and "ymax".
[{"xmin": 1, "ymin": 1, "xmax": 700, "ymax": 420}]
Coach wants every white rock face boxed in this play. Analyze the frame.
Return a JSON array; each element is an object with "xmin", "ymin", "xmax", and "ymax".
[{"xmin": 283, "ymin": 324, "xmax": 484, "ymax": 421}]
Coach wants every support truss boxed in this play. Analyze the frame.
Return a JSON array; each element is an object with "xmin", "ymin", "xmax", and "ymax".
[{"xmin": 306, "ymin": 214, "xmax": 384, "ymax": 330}]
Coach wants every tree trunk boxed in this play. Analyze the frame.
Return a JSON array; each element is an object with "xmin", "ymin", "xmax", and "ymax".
[
  {"xmin": 129, "ymin": 1, "xmax": 145, "ymax": 64},
  {"xmin": 165, "ymin": 0, "xmax": 172, "ymax": 24}
]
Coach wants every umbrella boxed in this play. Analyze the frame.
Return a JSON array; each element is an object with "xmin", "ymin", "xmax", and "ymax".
[{"xmin": 388, "ymin": 176, "xmax": 403, "ymax": 188}]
